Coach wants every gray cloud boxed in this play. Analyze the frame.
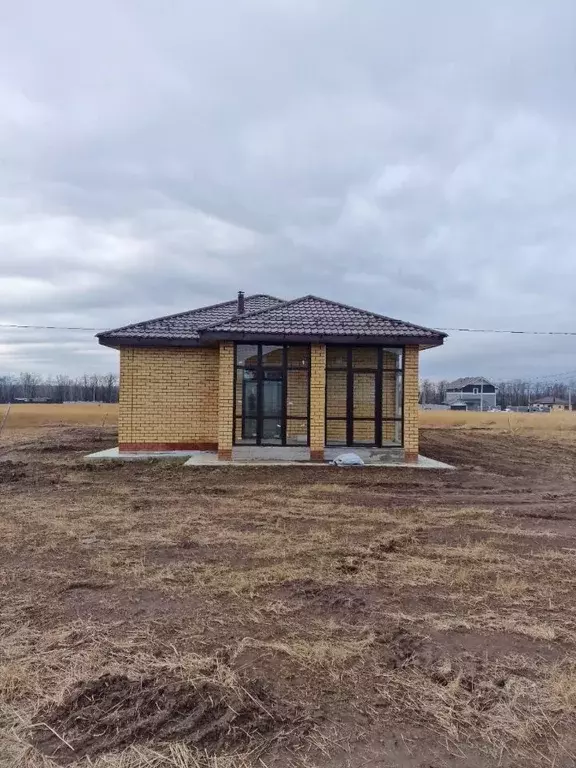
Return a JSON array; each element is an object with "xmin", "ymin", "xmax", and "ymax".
[{"xmin": 1, "ymin": 0, "xmax": 576, "ymax": 378}]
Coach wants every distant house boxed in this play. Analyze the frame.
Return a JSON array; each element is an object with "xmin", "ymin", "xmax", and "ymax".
[
  {"xmin": 448, "ymin": 400, "xmax": 469, "ymax": 411},
  {"xmin": 445, "ymin": 377, "xmax": 497, "ymax": 411},
  {"xmin": 532, "ymin": 396, "xmax": 571, "ymax": 411}
]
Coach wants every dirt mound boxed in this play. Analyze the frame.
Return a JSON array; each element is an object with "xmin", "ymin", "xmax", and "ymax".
[
  {"xmin": 32, "ymin": 673, "xmax": 300, "ymax": 764},
  {"xmin": 375, "ymin": 626, "xmax": 433, "ymax": 669}
]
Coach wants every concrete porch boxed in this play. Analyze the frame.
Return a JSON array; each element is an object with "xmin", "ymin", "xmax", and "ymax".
[{"xmin": 85, "ymin": 445, "xmax": 454, "ymax": 469}]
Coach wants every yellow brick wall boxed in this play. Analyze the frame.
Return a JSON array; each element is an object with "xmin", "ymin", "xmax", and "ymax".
[
  {"xmin": 217, "ymin": 342, "xmax": 234, "ymax": 457},
  {"xmin": 118, "ymin": 347, "xmax": 219, "ymax": 445},
  {"xmin": 310, "ymin": 344, "xmax": 326, "ymax": 458},
  {"xmin": 117, "ymin": 341, "xmax": 417, "ymax": 456},
  {"xmin": 403, "ymin": 345, "xmax": 419, "ymax": 457}
]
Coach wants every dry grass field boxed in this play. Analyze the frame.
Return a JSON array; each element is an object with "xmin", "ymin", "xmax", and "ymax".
[
  {"xmin": 2, "ymin": 414, "xmax": 576, "ymax": 766},
  {"xmin": 420, "ymin": 408, "xmax": 576, "ymax": 437},
  {"xmin": 2, "ymin": 402, "xmax": 576, "ymax": 437},
  {"xmin": 0, "ymin": 403, "xmax": 119, "ymax": 431}
]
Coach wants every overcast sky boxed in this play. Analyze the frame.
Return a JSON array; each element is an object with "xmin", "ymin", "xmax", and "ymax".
[{"xmin": 1, "ymin": 0, "xmax": 576, "ymax": 381}]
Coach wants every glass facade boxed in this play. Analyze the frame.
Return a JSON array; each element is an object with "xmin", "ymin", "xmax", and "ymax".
[
  {"xmin": 234, "ymin": 343, "xmax": 403, "ymax": 449},
  {"xmin": 325, "ymin": 345, "xmax": 403, "ymax": 447},
  {"xmin": 234, "ymin": 344, "xmax": 310, "ymax": 446}
]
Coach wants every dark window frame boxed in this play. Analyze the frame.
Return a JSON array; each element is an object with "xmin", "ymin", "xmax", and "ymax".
[
  {"xmin": 325, "ymin": 345, "xmax": 404, "ymax": 448},
  {"xmin": 233, "ymin": 343, "xmax": 311, "ymax": 447}
]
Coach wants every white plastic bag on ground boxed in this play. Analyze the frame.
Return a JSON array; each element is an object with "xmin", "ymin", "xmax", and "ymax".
[{"xmin": 331, "ymin": 452, "xmax": 365, "ymax": 467}]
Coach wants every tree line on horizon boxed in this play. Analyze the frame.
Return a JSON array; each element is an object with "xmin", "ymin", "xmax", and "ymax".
[
  {"xmin": 0, "ymin": 373, "xmax": 119, "ymax": 403},
  {"xmin": 420, "ymin": 379, "xmax": 575, "ymax": 408},
  {"xmin": 1, "ymin": 371, "xmax": 573, "ymax": 408}
]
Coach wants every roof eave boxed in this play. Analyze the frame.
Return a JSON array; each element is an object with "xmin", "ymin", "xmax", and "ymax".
[
  {"xmin": 98, "ymin": 336, "xmax": 204, "ymax": 349},
  {"xmin": 200, "ymin": 330, "xmax": 445, "ymax": 347}
]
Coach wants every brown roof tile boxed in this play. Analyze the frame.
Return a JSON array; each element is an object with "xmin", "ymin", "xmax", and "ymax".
[
  {"xmin": 97, "ymin": 295, "xmax": 282, "ymax": 341},
  {"xmin": 98, "ymin": 294, "xmax": 446, "ymax": 347},
  {"xmin": 204, "ymin": 295, "xmax": 445, "ymax": 341}
]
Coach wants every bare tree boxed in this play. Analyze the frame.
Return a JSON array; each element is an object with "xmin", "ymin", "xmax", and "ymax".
[{"xmin": 19, "ymin": 372, "xmax": 40, "ymax": 399}]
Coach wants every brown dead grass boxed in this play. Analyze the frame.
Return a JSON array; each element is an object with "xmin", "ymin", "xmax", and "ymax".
[
  {"xmin": 2, "ymin": 403, "xmax": 575, "ymax": 440},
  {"xmin": 0, "ymin": 403, "xmax": 118, "ymax": 432},
  {"xmin": 2, "ymin": 427, "xmax": 576, "ymax": 766},
  {"xmin": 420, "ymin": 408, "xmax": 576, "ymax": 438}
]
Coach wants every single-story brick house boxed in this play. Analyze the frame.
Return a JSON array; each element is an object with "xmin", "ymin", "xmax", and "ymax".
[
  {"xmin": 97, "ymin": 293, "xmax": 446, "ymax": 461},
  {"xmin": 532, "ymin": 396, "xmax": 571, "ymax": 411}
]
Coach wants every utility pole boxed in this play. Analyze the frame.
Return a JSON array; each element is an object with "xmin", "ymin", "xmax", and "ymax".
[{"xmin": 569, "ymin": 387, "xmax": 572, "ymax": 412}]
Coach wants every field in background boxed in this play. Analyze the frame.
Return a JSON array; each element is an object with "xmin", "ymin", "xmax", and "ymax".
[
  {"xmin": 2, "ymin": 403, "xmax": 576, "ymax": 439},
  {"xmin": 0, "ymin": 403, "xmax": 118, "ymax": 431},
  {"xmin": 421, "ymin": 408, "xmax": 576, "ymax": 436}
]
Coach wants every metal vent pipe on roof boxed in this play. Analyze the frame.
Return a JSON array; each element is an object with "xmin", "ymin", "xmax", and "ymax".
[{"xmin": 237, "ymin": 291, "xmax": 245, "ymax": 314}]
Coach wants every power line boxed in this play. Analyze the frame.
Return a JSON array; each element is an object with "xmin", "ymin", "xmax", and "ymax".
[
  {"xmin": 0, "ymin": 323, "xmax": 100, "ymax": 331},
  {"xmin": 529, "ymin": 369, "xmax": 576, "ymax": 381},
  {"xmin": 437, "ymin": 327, "xmax": 576, "ymax": 336},
  {"xmin": 2, "ymin": 322, "xmax": 576, "ymax": 336}
]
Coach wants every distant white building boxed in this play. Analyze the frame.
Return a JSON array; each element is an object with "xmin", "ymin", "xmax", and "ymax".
[{"xmin": 445, "ymin": 377, "xmax": 498, "ymax": 411}]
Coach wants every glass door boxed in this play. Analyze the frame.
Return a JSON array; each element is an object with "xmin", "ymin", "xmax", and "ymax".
[
  {"xmin": 234, "ymin": 344, "xmax": 310, "ymax": 446},
  {"xmin": 241, "ymin": 373, "xmax": 258, "ymax": 441},
  {"xmin": 261, "ymin": 370, "xmax": 283, "ymax": 444}
]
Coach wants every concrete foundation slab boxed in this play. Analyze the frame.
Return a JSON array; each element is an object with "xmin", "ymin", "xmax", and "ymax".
[
  {"xmin": 183, "ymin": 452, "xmax": 454, "ymax": 469},
  {"xmin": 85, "ymin": 447, "xmax": 209, "ymax": 462},
  {"xmin": 86, "ymin": 446, "xmax": 454, "ymax": 470}
]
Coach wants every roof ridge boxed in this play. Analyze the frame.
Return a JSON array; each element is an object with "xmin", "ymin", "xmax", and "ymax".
[
  {"xmin": 97, "ymin": 294, "xmax": 281, "ymax": 337},
  {"xmin": 208, "ymin": 293, "xmax": 445, "ymax": 336},
  {"xmin": 199, "ymin": 295, "xmax": 303, "ymax": 330}
]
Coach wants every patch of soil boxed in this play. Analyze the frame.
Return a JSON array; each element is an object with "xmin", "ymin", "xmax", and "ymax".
[
  {"xmin": 427, "ymin": 629, "xmax": 564, "ymax": 663},
  {"xmin": 57, "ymin": 587, "xmax": 204, "ymax": 624},
  {"xmin": 274, "ymin": 579, "xmax": 369, "ymax": 612},
  {"xmin": 374, "ymin": 626, "xmax": 430, "ymax": 669},
  {"xmin": 0, "ymin": 460, "xmax": 27, "ymax": 482},
  {"xmin": 32, "ymin": 673, "xmax": 302, "ymax": 764}
]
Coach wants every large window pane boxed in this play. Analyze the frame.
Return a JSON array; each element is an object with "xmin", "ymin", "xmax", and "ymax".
[
  {"xmin": 352, "ymin": 347, "xmax": 377, "ymax": 369},
  {"xmin": 237, "ymin": 344, "xmax": 259, "ymax": 367},
  {"xmin": 353, "ymin": 421, "xmax": 374, "ymax": 444},
  {"xmin": 353, "ymin": 373, "xmax": 375, "ymax": 419},
  {"xmin": 326, "ymin": 371, "xmax": 347, "ymax": 417},
  {"xmin": 382, "ymin": 348, "xmax": 402, "ymax": 370},
  {"xmin": 326, "ymin": 420, "xmax": 347, "ymax": 445},
  {"xmin": 243, "ymin": 379, "xmax": 258, "ymax": 418},
  {"xmin": 287, "ymin": 370, "xmax": 308, "ymax": 418},
  {"xmin": 235, "ymin": 376, "xmax": 243, "ymax": 419},
  {"xmin": 287, "ymin": 346, "xmax": 310, "ymax": 368},
  {"xmin": 239, "ymin": 417, "xmax": 257, "ymax": 442},
  {"xmin": 262, "ymin": 418, "xmax": 282, "ymax": 443},
  {"xmin": 382, "ymin": 370, "xmax": 402, "ymax": 420},
  {"xmin": 262, "ymin": 377, "xmax": 282, "ymax": 417},
  {"xmin": 382, "ymin": 421, "xmax": 402, "ymax": 445},
  {"xmin": 261, "ymin": 345, "xmax": 284, "ymax": 366},
  {"xmin": 286, "ymin": 419, "xmax": 308, "ymax": 444},
  {"xmin": 327, "ymin": 347, "xmax": 348, "ymax": 369}
]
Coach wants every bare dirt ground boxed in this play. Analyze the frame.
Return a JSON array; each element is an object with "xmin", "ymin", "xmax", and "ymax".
[{"xmin": 2, "ymin": 427, "xmax": 576, "ymax": 767}]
